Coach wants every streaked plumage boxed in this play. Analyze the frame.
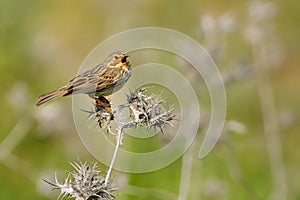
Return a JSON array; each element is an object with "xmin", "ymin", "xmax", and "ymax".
[{"xmin": 36, "ymin": 51, "xmax": 131, "ymax": 106}]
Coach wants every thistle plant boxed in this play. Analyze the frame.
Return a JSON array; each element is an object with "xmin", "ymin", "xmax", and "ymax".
[{"xmin": 45, "ymin": 85, "xmax": 177, "ymax": 200}]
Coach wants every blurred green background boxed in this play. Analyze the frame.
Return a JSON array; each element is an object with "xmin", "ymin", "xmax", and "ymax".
[{"xmin": 1, "ymin": 0, "xmax": 299, "ymax": 199}]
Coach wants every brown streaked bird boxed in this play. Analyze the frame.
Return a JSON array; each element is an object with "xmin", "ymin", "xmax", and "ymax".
[{"xmin": 36, "ymin": 51, "xmax": 131, "ymax": 106}]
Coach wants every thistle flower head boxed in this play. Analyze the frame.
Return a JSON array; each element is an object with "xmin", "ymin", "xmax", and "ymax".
[
  {"xmin": 126, "ymin": 86, "xmax": 176, "ymax": 131},
  {"xmin": 45, "ymin": 161, "xmax": 116, "ymax": 200}
]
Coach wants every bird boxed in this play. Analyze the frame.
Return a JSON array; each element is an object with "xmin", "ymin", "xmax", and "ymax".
[{"xmin": 36, "ymin": 51, "xmax": 131, "ymax": 107}]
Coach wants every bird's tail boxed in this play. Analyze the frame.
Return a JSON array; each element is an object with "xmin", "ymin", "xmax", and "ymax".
[{"xmin": 36, "ymin": 89, "xmax": 66, "ymax": 106}]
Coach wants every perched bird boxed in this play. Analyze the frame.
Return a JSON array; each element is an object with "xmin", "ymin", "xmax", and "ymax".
[{"xmin": 36, "ymin": 51, "xmax": 131, "ymax": 106}]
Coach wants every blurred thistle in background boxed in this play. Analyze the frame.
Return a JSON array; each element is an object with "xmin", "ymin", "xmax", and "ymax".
[{"xmin": 0, "ymin": 0, "xmax": 300, "ymax": 200}]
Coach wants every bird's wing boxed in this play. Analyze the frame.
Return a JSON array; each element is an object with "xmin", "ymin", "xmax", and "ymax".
[
  {"xmin": 62, "ymin": 64, "xmax": 121, "ymax": 96},
  {"xmin": 62, "ymin": 64, "xmax": 107, "ymax": 95}
]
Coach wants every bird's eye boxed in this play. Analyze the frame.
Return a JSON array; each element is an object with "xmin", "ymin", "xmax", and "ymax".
[{"xmin": 114, "ymin": 55, "xmax": 119, "ymax": 59}]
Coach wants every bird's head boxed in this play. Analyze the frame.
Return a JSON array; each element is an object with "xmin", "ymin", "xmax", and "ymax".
[{"xmin": 105, "ymin": 51, "xmax": 131, "ymax": 70}]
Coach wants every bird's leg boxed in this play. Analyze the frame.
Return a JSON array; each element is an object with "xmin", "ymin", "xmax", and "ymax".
[
  {"xmin": 94, "ymin": 96, "xmax": 113, "ymax": 116},
  {"xmin": 92, "ymin": 96, "xmax": 115, "ymax": 134}
]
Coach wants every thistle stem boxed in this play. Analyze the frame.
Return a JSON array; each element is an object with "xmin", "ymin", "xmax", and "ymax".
[{"xmin": 105, "ymin": 127, "xmax": 123, "ymax": 186}]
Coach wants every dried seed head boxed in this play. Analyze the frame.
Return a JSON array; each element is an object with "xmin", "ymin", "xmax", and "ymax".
[
  {"xmin": 45, "ymin": 160, "xmax": 116, "ymax": 200},
  {"xmin": 125, "ymin": 86, "xmax": 177, "ymax": 130}
]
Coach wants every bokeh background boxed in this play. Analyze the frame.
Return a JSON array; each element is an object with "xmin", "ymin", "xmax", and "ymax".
[{"xmin": 1, "ymin": 0, "xmax": 299, "ymax": 199}]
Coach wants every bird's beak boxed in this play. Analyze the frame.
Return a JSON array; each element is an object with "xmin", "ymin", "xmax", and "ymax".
[{"xmin": 124, "ymin": 55, "xmax": 131, "ymax": 66}]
